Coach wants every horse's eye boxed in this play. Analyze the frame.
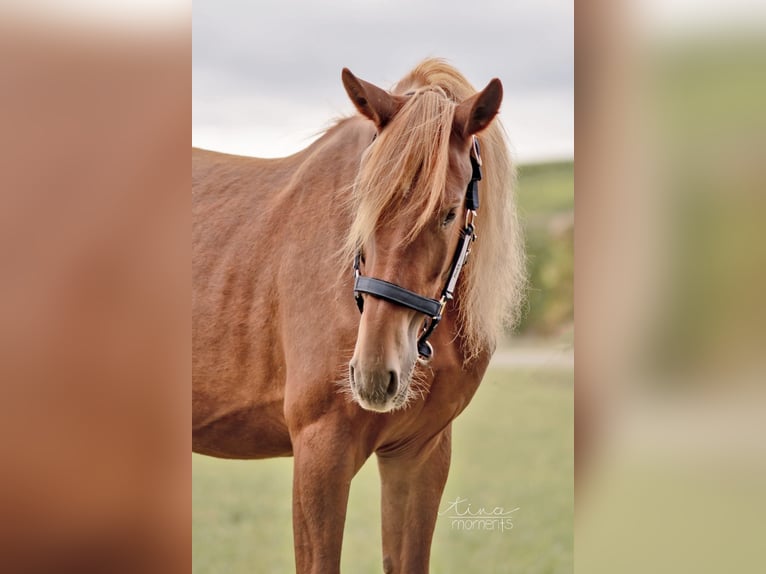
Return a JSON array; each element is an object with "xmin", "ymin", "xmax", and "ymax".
[{"xmin": 443, "ymin": 209, "xmax": 457, "ymax": 226}]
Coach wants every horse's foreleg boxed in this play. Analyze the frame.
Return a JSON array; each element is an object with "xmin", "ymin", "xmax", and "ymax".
[
  {"xmin": 290, "ymin": 420, "xmax": 360, "ymax": 574},
  {"xmin": 376, "ymin": 425, "xmax": 452, "ymax": 574}
]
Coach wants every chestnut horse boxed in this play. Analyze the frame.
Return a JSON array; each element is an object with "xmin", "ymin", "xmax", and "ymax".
[{"xmin": 193, "ymin": 59, "xmax": 525, "ymax": 573}]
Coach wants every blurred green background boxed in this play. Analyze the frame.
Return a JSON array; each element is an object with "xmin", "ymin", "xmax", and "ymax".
[
  {"xmin": 515, "ymin": 160, "xmax": 574, "ymax": 337},
  {"xmin": 192, "ymin": 161, "xmax": 574, "ymax": 572}
]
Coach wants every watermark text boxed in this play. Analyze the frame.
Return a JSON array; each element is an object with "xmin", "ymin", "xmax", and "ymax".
[{"xmin": 439, "ymin": 496, "xmax": 519, "ymax": 532}]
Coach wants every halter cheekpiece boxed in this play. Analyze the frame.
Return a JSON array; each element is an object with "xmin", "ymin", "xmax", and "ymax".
[{"xmin": 353, "ymin": 136, "xmax": 483, "ymax": 363}]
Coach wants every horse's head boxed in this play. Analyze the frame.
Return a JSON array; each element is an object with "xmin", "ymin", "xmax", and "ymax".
[{"xmin": 342, "ymin": 68, "xmax": 503, "ymax": 412}]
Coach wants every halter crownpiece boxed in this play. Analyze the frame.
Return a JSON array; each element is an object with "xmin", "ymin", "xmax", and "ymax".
[{"xmin": 353, "ymin": 136, "xmax": 483, "ymax": 363}]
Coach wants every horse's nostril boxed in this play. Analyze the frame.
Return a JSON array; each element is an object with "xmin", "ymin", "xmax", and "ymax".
[
  {"xmin": 386, "ymin": 371, "xmax": 398, "ymax": 397},
  {"xmin": 349, "ymin": 364, "xmax": 356, "ymax": 387}
]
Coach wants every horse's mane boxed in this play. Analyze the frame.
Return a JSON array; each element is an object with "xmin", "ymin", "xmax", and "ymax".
[{"xmin": 344, "ymin": 58, "xmax": 526, "ymax": 360}]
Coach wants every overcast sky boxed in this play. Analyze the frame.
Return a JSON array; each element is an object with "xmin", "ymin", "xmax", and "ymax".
[{"xmin": 193, "ymin": 0, "xmax": 573, "ymax": 163}]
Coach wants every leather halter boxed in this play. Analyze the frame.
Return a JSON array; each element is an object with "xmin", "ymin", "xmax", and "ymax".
[{"xmin": 353, "ymin": 136, "xmax": 483, "ymax": 363}]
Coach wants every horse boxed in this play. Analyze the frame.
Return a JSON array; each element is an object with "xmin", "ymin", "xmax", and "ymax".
[{"xmin": 192, "ymin": 59, "xmax": 525, "ymax": 573}]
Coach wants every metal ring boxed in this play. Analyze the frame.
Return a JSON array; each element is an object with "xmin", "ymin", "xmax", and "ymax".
[{"xmin": 417, "ymin": 341, "xmax": 433, "ymax": 365}]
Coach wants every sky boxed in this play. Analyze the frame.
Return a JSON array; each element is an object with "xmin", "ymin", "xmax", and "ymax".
[{"xmin": 193, "ymin": 0, "xmax": 573, "ymax": 164}]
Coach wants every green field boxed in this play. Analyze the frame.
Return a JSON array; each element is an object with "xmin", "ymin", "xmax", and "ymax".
[
  {"xmin": 192, "ymin": 366, "xmax": 573, "ymax": 573},
  {"xmin": 514, "ymin": 160, "xmax": 574, "ymax": 335},
  {"xmin": 516, "ymin": 160, "xmax": 574, "ymax": 219}
]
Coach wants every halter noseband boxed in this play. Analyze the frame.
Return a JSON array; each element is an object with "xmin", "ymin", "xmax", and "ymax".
[{"xmin": 353, "ymin": 136, "xmax": 483, "ymax": 363}]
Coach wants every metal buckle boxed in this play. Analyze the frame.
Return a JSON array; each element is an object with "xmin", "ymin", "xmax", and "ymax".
[
  {"xmin": 471, "ymin": 136, "xmax": 482, "ymax": 166},
  {"xmin": 353, "ymin": 252, "xmax": 361, "ymax": 279},
  {"xmin": 465, "ymin": 209, "xmax": 476, "ymax": 228}
]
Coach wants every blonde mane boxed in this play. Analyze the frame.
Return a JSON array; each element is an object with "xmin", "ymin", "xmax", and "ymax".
[{"xmin": 346, "ymin": 59, "xmax": 526, "ymax": 360}]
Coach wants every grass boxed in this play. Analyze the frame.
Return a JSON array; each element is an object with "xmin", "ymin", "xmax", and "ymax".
[
  {"xmin": 192, "ymin": 366, "xmax": 573, "ymax": 573},
  {"xmin": 516, "ymin": 160, "xmax": 574, "ymax": 219},
  {"xmin": 513, "ymin": 160, "xmax": 574, "ymax": 335}
]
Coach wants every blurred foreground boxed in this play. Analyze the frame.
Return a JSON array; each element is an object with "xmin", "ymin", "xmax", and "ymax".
[
  {"xmin": 0, "ymin": 7, "xmax": 190, "ymax": 573},
  {"xmin": 576, "ymin": 3, "xmax": 766, "ymax": 572}
]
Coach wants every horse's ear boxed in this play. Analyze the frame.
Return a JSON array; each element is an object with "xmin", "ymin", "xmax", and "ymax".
[
  {"xmin": 342, "ymin": 68, "xmax": 403, "ymax": 130},
  {"xmin": 453, "ymin": 78, "xmax": 503, "ymax": 138}
]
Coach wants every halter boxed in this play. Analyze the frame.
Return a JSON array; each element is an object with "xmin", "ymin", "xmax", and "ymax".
[{"xmin": 353, "ymin": 136, "xmax": 483, "ymax": 363}]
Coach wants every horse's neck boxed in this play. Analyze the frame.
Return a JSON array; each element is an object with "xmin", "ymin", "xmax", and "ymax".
[
  {"xmin": 286, "ymin": 116, "xmax": 372, "ymax": 193},
  {"xmin": 266, "ymin": 117, "xmax": 372, "ymax": 280}
]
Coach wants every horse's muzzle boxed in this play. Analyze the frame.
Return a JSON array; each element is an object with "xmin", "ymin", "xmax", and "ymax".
[{"xmin": 348, "ymin": 361, "xmax": 400, "ymax": 412}]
